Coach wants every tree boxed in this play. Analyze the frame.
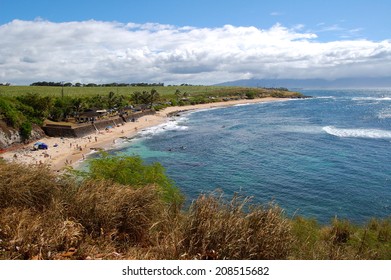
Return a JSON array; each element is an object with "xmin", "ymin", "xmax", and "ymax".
[
  {"xmin": 49, "ymin": 97, "xmax": 72, "ymax": 121},
  {"xmin": 107, "ymin": 91, "xmax": 116, "ymax": 109},
  {"xmin": 140, "ymin": 91, "xmax": 151, "ymax": 107},
  {"xmin": 16, "ymin": 93, "xmax": 53, "ymax": 123},
  {"xmin": 71, "ymin": 97, "xmax": 85, "ymax": 117},
  {"xmin": 150, "ymin": 88, "xmax": 159, "ymax": 109},
  {"xmin": 130, "ymin": 91, "xmax": 142, "ymax": 105},
  {"xmin": 174, "ymin": 89, "xmax": 182, "ymax": 102},
  {"xmin": 88, "ymin": 94, "xmax": 105, "ymax": 109},
  {"xmin": 115, "ymin": 94, "xmax": 127, "ymax": 111}
]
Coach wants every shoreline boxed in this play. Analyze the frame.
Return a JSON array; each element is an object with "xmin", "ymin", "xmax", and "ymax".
[{"xmin": 1, "ymin": 97, "xmax": 285, "ymax": 171}]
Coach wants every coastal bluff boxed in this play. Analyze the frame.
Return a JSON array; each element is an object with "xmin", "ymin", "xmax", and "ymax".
[{"xmin": 0, "ymin": 120, "xmax": 45, "ymax": 151}]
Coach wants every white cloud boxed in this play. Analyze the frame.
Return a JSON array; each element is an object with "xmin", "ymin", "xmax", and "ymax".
[{"xmin": 0, "ymin": 19, "xmax": 391, "ymax": 85}]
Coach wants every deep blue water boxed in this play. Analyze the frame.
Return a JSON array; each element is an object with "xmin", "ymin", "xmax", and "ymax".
[{"xmin": 106, "ymin": 89, "xmax": 391, "ymax": 224}]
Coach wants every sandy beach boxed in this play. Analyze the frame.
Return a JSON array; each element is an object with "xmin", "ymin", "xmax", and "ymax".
[{"xmin": 1, "ymin": 97, "xmax": 284, "ymax": 171}]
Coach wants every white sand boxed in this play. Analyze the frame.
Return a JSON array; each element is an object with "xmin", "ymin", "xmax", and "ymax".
[{"xmin": 1, "ymin": 97, "xmax": 284, "ymax": 171}]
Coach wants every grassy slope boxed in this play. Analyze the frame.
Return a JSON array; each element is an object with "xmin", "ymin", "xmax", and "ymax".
[
  {"xmin": 0, "ymin": 161, "xmax": 389, "ymax": 260},
  {"xmin": 0, "ymin": 85, "xmax": 238, "ymax": 98},
  {"xmin": 0, "ymin": 85, "xmax": 301, "ymax": 99}
]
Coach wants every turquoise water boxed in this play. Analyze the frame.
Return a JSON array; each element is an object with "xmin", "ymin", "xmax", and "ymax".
[{"xmin": 104, "ymin": 89, "xmax": 391, "ymax": 224}]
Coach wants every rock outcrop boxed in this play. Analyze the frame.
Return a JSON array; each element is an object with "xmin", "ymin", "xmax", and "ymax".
[{"xmin": 0, "ymin": 121, "xmax": 46, "ymax": 150}]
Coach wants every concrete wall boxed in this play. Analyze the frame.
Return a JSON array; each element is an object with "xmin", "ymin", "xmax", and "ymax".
[{"xmin": 42, "ymin": 111, "xmax": 155, "ymax": 138}]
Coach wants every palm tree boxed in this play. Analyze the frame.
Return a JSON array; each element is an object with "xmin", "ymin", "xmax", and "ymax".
[
  {"xmin": 150, "ymin": 88, "xmax": 159, "ymax": 109},
  {"xmin": 107, "ymin": 91, "xmax": 116, "ymax": 109},
  {"xmin": 140, "ymin": 91, "xmax": 151, "ymax": 108},
  {"xmin": 130, "ymin": 91, "xmax": 141, "ymax": 105},
  {"xmin": 71, "ymin": 97, "xmax": 85, "ymax": 118},
  {"xmin": 175, "ymin": 89, "xmax": 182, "ymax": 103}
]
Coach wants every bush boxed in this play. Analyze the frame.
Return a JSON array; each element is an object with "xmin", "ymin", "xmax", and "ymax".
[
  {"xmin": 245, "ymin": 91, "xmax": 257, "ymax": 99},
  {"xmin": 20, "ymin": 121, "xmax": 32, "ymax": 140},
  {"xmin": 85, "ymin": 154, "xmax": 183, "ymax": 208},
  {"xmin": 0, "ymin": 98, "xmax": 24, "ymax": 127}
]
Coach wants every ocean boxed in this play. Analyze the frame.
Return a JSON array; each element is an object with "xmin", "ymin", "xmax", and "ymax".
[{"xmin": 105, "ymin": 89, "xmax": 391, "ymax": 224}]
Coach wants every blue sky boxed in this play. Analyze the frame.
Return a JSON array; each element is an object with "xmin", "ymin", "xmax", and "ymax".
[
  {"xmin": 1, "ymin": 0, "xmax": 391, "ymax": 84},
  {"xmin": 2, "ymin": 0, "xmax": 390, "ymax": 41}
]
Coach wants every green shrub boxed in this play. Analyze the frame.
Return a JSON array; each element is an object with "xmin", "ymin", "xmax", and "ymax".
[
  {"xmin": 245, "ymin": 91, "xmax": 257, "ymax": 99},
  {"xmin": 20, "ymin": 121, "xmax": 32, "ymax": 140},
  {"xmin": 0, "ymin": 98, "xmax": 23, "ymax": 127},
  {"xmin": 84, "ymin": 154, "xmax": 183, "ymax": 207}
]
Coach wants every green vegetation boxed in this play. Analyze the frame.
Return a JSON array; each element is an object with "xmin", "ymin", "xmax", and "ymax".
[
  {"xmin": 0, "ymin": 84, "xmax": 302, "ymax": 100},
  {"xmin": 83, "ymin": 153, "xmax": 183, "ymax": 207},
  {"xmin": 0, "ymin": 94, "xmax": 49, "ymax": 139},
  {"xmin": 0, "ymin": 159, "xmax": 389, "ymax": 260},
  {"xmin": 0, "ymin": 85, "xmax": 234, "ymax": 98},
  {"xmin": 0, "ymin": 85, "xmax": 302, "ymax": 140}
]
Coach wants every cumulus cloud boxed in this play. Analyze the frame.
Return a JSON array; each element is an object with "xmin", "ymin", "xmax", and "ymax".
[{"xmin": 1, "ymin": 19, "xmax": 391, "ymax": 85}]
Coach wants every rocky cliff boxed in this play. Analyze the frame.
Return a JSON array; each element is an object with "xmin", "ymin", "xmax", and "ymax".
[{"xmin": 0, "ymin": 121, "xmax": 46, "ymax": 150}]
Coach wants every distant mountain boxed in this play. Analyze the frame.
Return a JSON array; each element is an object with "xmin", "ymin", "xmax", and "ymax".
[{"xmin": 215, "ymin": 77, "xmax": 391, "ymax": 89}]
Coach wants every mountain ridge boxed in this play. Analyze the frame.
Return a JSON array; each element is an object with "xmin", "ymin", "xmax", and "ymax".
[{"xmin": 215, "ymin": 77, "xmax": 391, "ymax": 89}]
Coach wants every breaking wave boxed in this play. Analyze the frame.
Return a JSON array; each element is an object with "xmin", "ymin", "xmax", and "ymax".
[
  {"xmin": 377, "ymin": 108, "xmax": 391, "ymax": 119},
  {"xmin": 323, "ymin": 126, "xmax": 391, "ymax": 139},
  {"xmin": 352, "ymin": 97, "xmax": 391, "ymax": 101},
  {"xmin": 138, "ymin": 117, "xmax": 188, "ymax": 138}
]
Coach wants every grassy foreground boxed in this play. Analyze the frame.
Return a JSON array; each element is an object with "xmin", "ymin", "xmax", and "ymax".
[{"xmin": 0, "ymin": 160, "xmax": 390, "ymax": 260}]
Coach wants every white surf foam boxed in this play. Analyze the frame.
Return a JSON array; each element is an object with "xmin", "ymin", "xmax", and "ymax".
[
  {"xmin": 352, "ymin": 97, "xmax": 391, "ymax": 101},
  {"xmin": 323, "ymin": 126, "xmax": 391, "ymax": 139},
  {"xmin": 377, "ymin": 108, "xmax": 391, "ymax": 119},
  {"xmin": 315, "ymin": 96, "xmax": 336, "ymax": 100},
  {"xmin": 282, "ymin": 125, "xmax": 324, "ymax": 134},
  {"xmin": 138, "ymin": 118, "xmax": 188, "ymax": 138}
]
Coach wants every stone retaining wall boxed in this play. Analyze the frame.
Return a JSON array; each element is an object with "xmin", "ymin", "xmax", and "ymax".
[{"xmin": 42, "ymin": 111, "xmax": 155, "ymax": 138}]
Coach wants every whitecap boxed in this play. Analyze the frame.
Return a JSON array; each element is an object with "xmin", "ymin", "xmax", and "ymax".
[
  {"xmin": 352, "ymin": 97, "xmax": 391, "ymax": 101},
  {"xmin": 377, "ymin": 108, "xmax": 391, "ymax": 119},
  {"xmin": 138, "ymin": 119, "xmax": 188, "ymax": 138},
  {"xmin": 323, "ymin": 126, "xmax": 391, "ymax": 139},
  {"xmin": 315, "ymin": 96, "xmax": 336, "ymax": 100},
  {"xmin": 233, "ymin": 103, "xmax": 254, "ymax": 107}
]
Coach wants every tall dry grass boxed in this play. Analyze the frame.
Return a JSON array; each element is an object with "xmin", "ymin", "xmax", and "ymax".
[
  {"xmin": 1, "ymin": 161, "xmax": 390, "ymax": 260},
  {"xmin": 0, "ymin": 163, "xmax": 59, "ymax": 211},
  {"xmin": 290, "ymin": 216, "xmax": 391, "ymax": 260},
  {"xmin": 0, "ymin": 162, "xmax": 167, "ymax": 259},
  {"xmin": 179, "ymin": 193, "xmax": 292, "ymax": 259},
  {"xmin": 0, "ymin": 207, "xmax": 85, "ymax": 259},
  {"xmin": 67, "ymin": 179, "xmax": 164, "ymax": 247}
]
